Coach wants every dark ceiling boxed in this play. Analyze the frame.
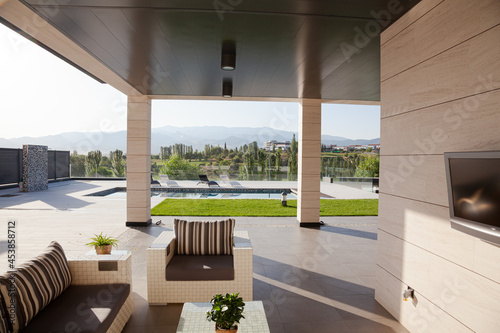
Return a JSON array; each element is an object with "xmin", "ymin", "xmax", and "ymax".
[{"xmin": 21, "ymin": 0, "xmax": 420, "ymax": 100}]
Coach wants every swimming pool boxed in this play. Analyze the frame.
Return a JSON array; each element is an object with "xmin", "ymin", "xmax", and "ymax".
[{"xmin": 87, "ymin": 187, "xmax": 296, "ymax": 199}]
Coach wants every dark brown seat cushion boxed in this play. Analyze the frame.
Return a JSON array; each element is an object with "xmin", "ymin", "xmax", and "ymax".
[
  {"xmin": 22, "ymin": 284, "xmax": 130, "ymax": 333},
  {"xmin": 166, "ymin": 255, "xmax": 234, "ymax": 281}
]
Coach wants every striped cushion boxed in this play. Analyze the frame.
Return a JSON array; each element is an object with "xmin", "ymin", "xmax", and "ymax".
[
  {"xmin": 0, "ymin": 293, "xmax": 10, "ymax": 333},
  {"xmin": 0, "ymin": 241, "xmax": 72, "ymax": 333},
  {"xmin": 173, "ymin": 219, "xmax": 235, "ymax": 255}
]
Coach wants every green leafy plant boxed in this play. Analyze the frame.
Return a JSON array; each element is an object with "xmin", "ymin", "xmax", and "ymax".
[
  {"xmin": 110, "ymin": 149, "xmax": 125, "ymax": 177},
  {"xmin": 206, "ymin": 293, "xmax": 245, "ymax": 330},
  {"xmin": 86, "ymin": 232, "xmax": 119, "ymax": 248}
]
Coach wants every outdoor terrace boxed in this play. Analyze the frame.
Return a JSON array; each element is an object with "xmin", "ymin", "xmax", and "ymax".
[{"xmin": 0, "ymin": 180, "xmax": 406, "ymax": 332}]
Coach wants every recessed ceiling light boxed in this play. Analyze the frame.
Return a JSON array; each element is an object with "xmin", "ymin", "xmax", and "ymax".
[
  {"xmin": 221, "ymin": 53, "xmax": 236, "ymax": 71},
  {"xmin": 223, "ymin": 81, "xmax": 232, "ymax": 98}
]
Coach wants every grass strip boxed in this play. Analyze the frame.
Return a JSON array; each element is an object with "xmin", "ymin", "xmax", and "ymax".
[{"xmin": 151, "ymin": 199, "xmax": 378, "ymax": 217}]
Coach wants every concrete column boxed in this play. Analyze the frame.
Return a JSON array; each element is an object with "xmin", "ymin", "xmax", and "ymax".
[
  {"xmin": 297, "ymin": 99, "xmax": 322, "ymax": 227},
  {"xmin": 126, "ymin": 96, "xmax": 152, "ymax": 226}
]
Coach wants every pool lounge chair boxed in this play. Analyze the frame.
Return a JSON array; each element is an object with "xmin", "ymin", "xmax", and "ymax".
[
  {"xmin": 159, "ymin": 174, "xmax": 180, "ymax": 187},
  {"xmin": 220, "ymin": 174, "xmax": 244, "ymax": 188},
  {"xmin": 197, "ymin": 174, "xmax": 219, "ymax": 187}
]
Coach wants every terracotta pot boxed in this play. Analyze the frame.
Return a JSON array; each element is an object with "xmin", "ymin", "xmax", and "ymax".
[
  {"xmin": 215, "ymin": 324, "xmax": 238, "ymax": 333},
  {"xmin": 95, "ymin": 245, "xmax": 112, "ymax": 255}
]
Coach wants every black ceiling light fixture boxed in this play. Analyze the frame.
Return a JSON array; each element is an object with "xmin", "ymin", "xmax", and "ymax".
[
  {"xmin": 221, "ymin": 53, "xmax": 235, "ymax": 70},
  {"xmin": 221, "ymin": 40, "xmax": 236, "ymax": 70},
  {"xmin": 223, "ymin": 80, "xmax": 232, "ymax": 98}
]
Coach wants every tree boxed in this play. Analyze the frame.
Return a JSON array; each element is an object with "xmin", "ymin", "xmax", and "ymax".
[
  {"xmin": 85, "ymin": 150, "xmax": 102, "ymax": 177},
  {"xmin": 355, "ymin": 156, "xmax": 380, "ymax": 177},
  {"xmin": 100, "ymin": 155, "xmax": 111, "ymax": 168},
  {"xmin": 257, "ymin": 150, "xmax": 267, "ymax": 174},
  {"xmin": 204, "ymin": 144, "xmax": 211, "ymax": 158},
  {"xmin": 96, "ymin": 166, "xmax": 112, "ymax": 177},
  {"xmin": 275, "ymin": 148, "xmax": 282, "ymax": 178},
  {"xmin": 242, "ymin": 151, "xmax": 255, "ymax": 179},
  {"xmin": 250, "ymin": 141, "xmax": 259, "ymax": 159},
  {"xmin": 70, "ymin": 151, "xmax": 86, "ymax": 177},
  {"xmin": 232, "ymin": 156, "xmax": 242, "ymax": 164},
  {"xmin": 287, "ymin": 134, "xmax": 298, "ymax": 180},
  {"xmin": 159, "ymin": 155, "xmax": 199, "ymax": 180},
  {"xmin": 212, "ymin": 146, "xmax": 223, "ymax": 157},
  {"xmin": 110, "ymin": 149, "xmax": 125, "ymax": 177}
]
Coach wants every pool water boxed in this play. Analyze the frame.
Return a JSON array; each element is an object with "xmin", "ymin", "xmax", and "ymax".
[
  {"xmin": 106, "ymin": 191, "xmax": 296, "ymax": 199},
  {"xmin": 88, "ymin": 187, "xmax": 296, "ymax": 199}
]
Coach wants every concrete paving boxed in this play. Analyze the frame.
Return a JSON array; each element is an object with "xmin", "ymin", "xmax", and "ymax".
[{"xmin": 0, "ymin": 180, "xmax": 129, "ymax": 267}]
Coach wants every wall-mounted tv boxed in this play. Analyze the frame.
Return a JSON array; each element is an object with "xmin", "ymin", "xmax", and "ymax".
[{"xmin": 444, "ymin": 151, "xmax": 500, "ymax": 246}]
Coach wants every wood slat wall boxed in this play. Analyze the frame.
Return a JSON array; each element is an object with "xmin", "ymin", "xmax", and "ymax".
[{"xmin": 376, "ymin": 0, "xmax": 500, "ymax": 331}]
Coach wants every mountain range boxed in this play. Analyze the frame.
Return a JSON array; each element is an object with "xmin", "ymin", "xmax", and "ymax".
[{"xmin": 0, "ymin": 126, "xmax": 379, "ymax": 154}]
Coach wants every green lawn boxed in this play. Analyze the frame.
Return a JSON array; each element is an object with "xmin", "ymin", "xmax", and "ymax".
[{"xmin": 151, "ymin": 199, "xmax": 378, "ymax": 217}]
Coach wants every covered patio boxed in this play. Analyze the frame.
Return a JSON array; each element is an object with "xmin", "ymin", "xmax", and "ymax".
[{"xmin": 1, "ymin": 0, "xmax": 499, "ymax": 332}]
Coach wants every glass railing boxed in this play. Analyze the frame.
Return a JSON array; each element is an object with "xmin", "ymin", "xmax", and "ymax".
[
  {"xmin": 151, "ymin": 166, "xmax": 294, "ymax": 182},
  {"xmin": 70, "ymin": 164, "xmax": 296, "ymax": 181}
]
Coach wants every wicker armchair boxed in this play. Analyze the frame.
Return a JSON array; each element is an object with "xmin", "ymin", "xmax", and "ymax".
[{"xmin": 147, "ymin": 225, "xmax": 253, "ymax": 305}]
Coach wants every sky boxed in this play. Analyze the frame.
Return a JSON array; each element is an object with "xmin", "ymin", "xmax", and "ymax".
[{"xmin": 0, "ymin": 23, "xmax": 380, "ymax": 140}]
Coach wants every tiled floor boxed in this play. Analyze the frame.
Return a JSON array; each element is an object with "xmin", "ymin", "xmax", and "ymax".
[
  {"xmin": 0, "ymin": 181, "xmax": 405, "ymax": 333},
  {"xmin": 119, "ymin": 217, "xmax": 408, "ymax": 333}
]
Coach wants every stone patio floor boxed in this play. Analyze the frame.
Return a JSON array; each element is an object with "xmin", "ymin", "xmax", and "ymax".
[{"xmin": 0, "ymin": 180, "xmax": 407, "ymax": 333}]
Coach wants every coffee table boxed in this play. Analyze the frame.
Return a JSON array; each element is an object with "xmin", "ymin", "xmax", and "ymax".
[{"xmin": 176, "ymin": 301, "xmax": 270, "ymax": 332}]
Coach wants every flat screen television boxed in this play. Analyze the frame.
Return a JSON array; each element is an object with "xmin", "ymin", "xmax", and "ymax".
[{"xmin": 444, "ymin": 151, "xmax": 500, "ymax": 246}]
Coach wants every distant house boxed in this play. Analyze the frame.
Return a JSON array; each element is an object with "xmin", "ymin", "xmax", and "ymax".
[
  {"xmin": 322, "ymin": 144, "xmax": 338, "ymax": 152},
  {"xmin": 263, "ymin": 140, "xmax": 290, "ymax": 151}
]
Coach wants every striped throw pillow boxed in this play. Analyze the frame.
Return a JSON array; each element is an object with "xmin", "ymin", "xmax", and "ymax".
[
  {"xmin": 0, "ymin": 293, "xmax": 10, "ymax": 333},
  {"xmin": 173, "ymin": 219, "xmax": 235, "ymax": 255},
  {"xmin": 0, "ymin": 241, "xmax": 72, "ymax": 333}
]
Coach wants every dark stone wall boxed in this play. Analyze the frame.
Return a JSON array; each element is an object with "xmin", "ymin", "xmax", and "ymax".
[{"xmin": 22, "ymin": 145, "xmax": 48, "ymax": 192}]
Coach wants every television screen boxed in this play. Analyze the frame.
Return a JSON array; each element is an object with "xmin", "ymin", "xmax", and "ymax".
[
  {"xmin": 449, "ymin": 158, "xmax": 500, "ymax": 227},
  {"xmin": 445, "ymin": 152, "xmax": 500, "ymax": 245}
]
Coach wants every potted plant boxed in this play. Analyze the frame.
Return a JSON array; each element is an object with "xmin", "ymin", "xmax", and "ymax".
[
  {"xmin": 86, "ymin": 232, "xmax": 118, "ymax": 254},
  {"xmin": 206, "ymin": 293, "xmax": 245, "ymax": 332}
]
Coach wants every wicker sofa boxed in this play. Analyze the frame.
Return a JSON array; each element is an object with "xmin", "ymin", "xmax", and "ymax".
[
  {"xmin": 0, "ymin": 242, "xmax": 133, "ymax": 333},
  {"xmin": 147, "ymin": 219, "xmax": 253, "ymax": 304}
]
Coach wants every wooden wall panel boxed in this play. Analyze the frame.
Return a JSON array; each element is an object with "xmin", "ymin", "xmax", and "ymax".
[
  {"xmin": 378, "ymin": 0, "xmax": 500, "ymax": 330},
  {"xmin": 375, "ymin": 267, "xmax": 474, "ymax": 333},
  {"xmin": 379, "ymin": 155, "xmax": 448, "ymax": 206},
  {"xmin": 126, "ymin": 172, "xmax": 151, "ymax": 190},
  {"xmin": 380, "ymin": 0, "xmax": 443, "ymax": 45},
  {"xmin": 381, "ymin": 25, "xmax": 500, "ymax": 117},
  {"xmin": 381, "ymin": 0, "xmax": 500, "ymax": 81},
  {"xmin": 473, "ymin": 238, "xmax": 500, "ymax": 284},
  {"xmin": 378, "ymin": 194, "xmax": 476, "ymax": 270},
  {"xmin": 381, "ymin": 89, "xmax": 500, "ymax": 155},
  {"xmin": 127, "ymin": 97, "xmax": 151, "ymax": 224},
  {"xmin": 377, "ymin": 231, "xmax": 430, "ymax": 289},
  {"xmin": 297, "ymin": 99, "xmax": 321, "ymax": 224},
  {"xmin": 378, "ymin": 231, "xmax": 500, "ymax": 333}
]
